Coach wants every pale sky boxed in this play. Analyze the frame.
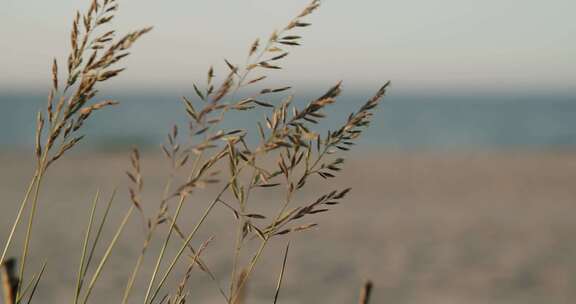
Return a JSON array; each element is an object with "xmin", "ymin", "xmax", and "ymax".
[{"xmin": 1, "ymin": 0, "xmax": 575, "ymax": 93}]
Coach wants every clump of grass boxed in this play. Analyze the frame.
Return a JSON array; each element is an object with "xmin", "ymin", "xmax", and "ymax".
[
  {"xmin": 0, "ymin": 0, "xmax": 389, "ymax": 303},
  {"xmin": 0, "ymin": 0, "xmax": 151, "ymax": 301}
]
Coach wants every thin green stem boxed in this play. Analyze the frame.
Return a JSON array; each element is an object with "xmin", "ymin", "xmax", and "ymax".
[
  {"xmin": 148, "ymin": 184, "xmax": 230, "ymax": 304},
  {"xmin": 0, "ymin": 172, "xmax": 38, "ymax": 266},
  {"xmin": 230, "ymin": 237, "xmax": 268, "ymax": 304},
  {"xmin": 229, "ymin": 216, "xmax": 244, "ymax": 299},
  {"xmin": 16, "ymin": 169, "xmax": 45, "ymax": 300},
  {"xmin": 121, "ymin": 246, "xmax": 146, "ymax": 304},
  {"xmin": 229, "ymin": 168, "xmax": 257, "ymax": 299},
  {"xmin": 143, "ymin": 194, "xmax": 187, "ymax": 304},
  {"xmin": 122, "ymin": 175, "xmax": 174, "ymax": 304},
  {"xmin": 16, "ymin": 273, "xmax": 37, "ymax": 304},
  {"xmin": 24, "ymin": 260, "xmax": 47, "ymax": 304},
  {"xmin": 81, "ymin": 205, "xmax": 134, "ymax": 304},
  {"xmin": 74, "ymin": 189, "xmax": 100, "ymax": 304},
  {"xmin": 273, "ymin": 242, "xmax": 290, "ymax": 304},
  {"xmin": 230, "ymin": 184, "xmax": 294, "ymax": 303},
  {"xmin": 169, "ymin": 217, "xmax": 231, "ymax": 303},
  {"xmin": 83, "ymin": 189, "xmax": 116, "ymax": 281},
  {"xmin": 143, "ymin": 149, "xmax": 210, "ymax": 304}
]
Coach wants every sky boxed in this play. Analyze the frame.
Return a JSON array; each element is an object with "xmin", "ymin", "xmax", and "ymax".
[{"xmin": 1, "ymin": 0, "xmax": 575, "ymax": 94}]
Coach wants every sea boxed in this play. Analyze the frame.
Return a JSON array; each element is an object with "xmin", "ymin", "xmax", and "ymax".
[{"xmin": 1, "ymin": 90, "xmax": 576, "ymax": 152}]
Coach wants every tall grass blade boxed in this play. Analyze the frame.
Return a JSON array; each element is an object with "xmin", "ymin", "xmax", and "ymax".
[
  {"xmin": 74, "ymin": 189, "xmax": 100, "ymax": 304},
  {"xmin": 24, "ymin": 260, "xmax": 46, "ymax": 304},
  {"xmin": 273, "ymin": 242, "xmax": 290, "ymax": 304},
  {"xmin": 147, "ymin": 184, "xmax": 229, "ymax": 304},
  {"xmin": 81, "ymin": 205, "xmax": 134, "ymax": 304},
  {"xmin": 82, "ymin": 189, "xmax": 116, "ymax": 284},
  {"xmin": 0, "ymin": 175, "xmax": 37, "ymax": 267}
]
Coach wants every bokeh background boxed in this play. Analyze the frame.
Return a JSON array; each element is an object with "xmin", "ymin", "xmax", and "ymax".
[{"xmin": 1, "ymin": 0, "xmax": 576, "ymax": 303}]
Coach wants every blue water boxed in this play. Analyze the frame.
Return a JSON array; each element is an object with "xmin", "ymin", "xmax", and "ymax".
[{"xmin": 1, "ymin": 90, "xmax": 576, "ymax": 151}]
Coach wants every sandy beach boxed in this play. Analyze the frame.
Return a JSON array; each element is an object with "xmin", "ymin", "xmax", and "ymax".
[{"xmin": 1, "ymin": 151, "xmax": 576, "ymax": 303}]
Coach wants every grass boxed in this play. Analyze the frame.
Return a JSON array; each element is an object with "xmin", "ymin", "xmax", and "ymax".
[{"xmin": 0, "ymin": 0, "xmax": 388, "ymax": 303}]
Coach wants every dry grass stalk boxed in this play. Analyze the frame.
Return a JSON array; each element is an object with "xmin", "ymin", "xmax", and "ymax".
[
  {"xmin": 1, "ymin": 258, "xmax": 18, "ymax": 304},
  {"xmin": 0, "ymin": 0, "xmax": 150, "ymax": 302},
  {"xmin": 3, "ymin": 0, "xmax": 388, "ymax": 302},
  {"xmin": 232, "ymin": 269, "xmax": 248, "ymax": 304},
  {"xmin": 359, "ymin": 280, "xmax": 374, "ymax": 304},
  {"xmin": 168, "ymin": 236, "xmax": 214, "ymax": 304},
  {"xmin": 129, "ymin": 0, "xmax": 389, "ymax": 302}
]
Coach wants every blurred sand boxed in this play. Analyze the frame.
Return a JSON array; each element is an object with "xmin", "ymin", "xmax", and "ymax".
[{"xmin": 1, "ymin": 151, "xmax": 576, "ymax": 304}]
